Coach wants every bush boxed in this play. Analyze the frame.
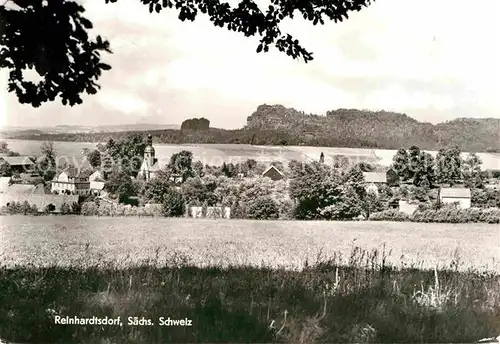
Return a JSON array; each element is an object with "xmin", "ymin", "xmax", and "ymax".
[
  {"xmin": 246, "ymin": 197, "xmax": 280, "ymax": 220},
  {"xmin": 369, "ymin": 209, "xmax": 409, "ymax": 222},
  {"xmin": 162, "ymin": 189, "xmax": 185, "ymax": 217},
  {"xmin": 411, "ymin": 206, "xmax": 500, "ymax": 224},
  {"xmin": 81, "ymin": 202, "xmax": 99, "ymax": 216},
  {"xmin": 60, "ymin": 203, "xmax": 71, "ymax": 215}
]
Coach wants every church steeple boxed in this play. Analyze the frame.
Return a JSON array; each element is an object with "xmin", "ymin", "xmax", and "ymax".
[{"xmin": 144, "ymin": 133, "xmax": 155, "ymax": 168}]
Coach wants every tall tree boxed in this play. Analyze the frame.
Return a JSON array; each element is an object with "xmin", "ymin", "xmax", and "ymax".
[
  {"xmin": 105, "ymin": 169, "xmax": 135, "ymax": 203},
  {"xmin": 289, "ymin": 162, "xmax": 342, "ymax": 219},
  {"xmin": 462, "ymin": 152, "xmax": 484, "ymax": 188},
  {"xmin": 435, "ymin": 146, "xmax": 463, "ymax": 186},
  {"xmin": 86, "ymin": 149, "xmax": 102, "ymax": 169},
  {"xmin": 391, "ymin": 148, "xmax": 410, "ymax": 181},
  {"xmin": 167, "ymin": 150, "xmax": 194, "ymax": 182},
  {"xmin": 37, "ymin": 141, "xmax": 56, "ymax": 181},
  {"xmin": 104, "ymin": 134, "xmax": 146, "ymax": 177}
]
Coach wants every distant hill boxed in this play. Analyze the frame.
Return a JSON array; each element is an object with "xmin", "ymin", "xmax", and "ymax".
[
  {"xmin": 3, "ymin": 105, "xmax": 499, "ymax": 152},
  {"xmin": 1, "ymin": 124, "xmax": 180, "ymax": 136},
  {"xmin": 246, "ymin": 105, "xmax": 500, "ymax": 152}
]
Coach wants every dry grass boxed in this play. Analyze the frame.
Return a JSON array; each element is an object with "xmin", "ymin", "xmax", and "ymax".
[
  {"xmin": 1, "ymin": 216, "xmax": 499, "ymax": 273},
  {"xmin": 0, "ymin": 245, "xmax": 499, "ymax": 343}
]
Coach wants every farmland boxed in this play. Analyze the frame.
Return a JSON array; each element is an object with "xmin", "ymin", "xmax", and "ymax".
[
  {"xmin": 1, "ymin": 216, "xmax": 500, "ymax": 343},
  {"xmin": 1, "ymin": 216, "xmax": 498, "ymax": 272},
  {"xmin": 4, "ymin": 139, "xmax": 500, "ymax": 170}
]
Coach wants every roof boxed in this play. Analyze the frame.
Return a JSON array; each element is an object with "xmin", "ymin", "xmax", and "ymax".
[
  {"xmin": 440, "ymin": 187, "xmax": 471, "ymax": 198},
  {"xmin": 363, "ymin": 172, "xmax": 387, "ymax": 183},
  {"xmin": 144, "ymin": 145, "xmax": 155, "ymax": 153},
  {"xmin": 57, "ymin": 168, "xmax": 92, "ymax": 179},
  {"xmin": 262, "ymin": 165, "xmax": 285, "ymax": 177},
  {"xmin": 0, "ymin": 156, "xmax": 34, "ymax": 166}
]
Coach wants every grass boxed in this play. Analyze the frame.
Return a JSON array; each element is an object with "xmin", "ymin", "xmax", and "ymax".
[
  {"xmin": 0, "ymin": 247, "xmax": 499, "ymax": 343},
  {"xmin": 1, "ymin": 216, "xmax": 499, "ymax": 272}
]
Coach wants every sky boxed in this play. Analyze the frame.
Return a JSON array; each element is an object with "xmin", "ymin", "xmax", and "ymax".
[{"xmin": 1, "ymin": 0, "xmax": 499, "ymax": 129}]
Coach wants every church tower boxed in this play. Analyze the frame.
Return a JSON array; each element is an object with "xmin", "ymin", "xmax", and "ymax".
[
  {"xmin": 138, "ymin": 133, "xmax": 159, "ymax": 181},
  {"xmin": 144, "ymin": 134, "xmax": 155, "ymax": 168}
]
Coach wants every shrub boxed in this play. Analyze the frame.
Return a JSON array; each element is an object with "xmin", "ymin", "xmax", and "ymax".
[
  {"xmin": 247, "ymin": 197, "xmax": 280, "ymax": 220},
  {"xmin": 411, "ymin": 207, "xmax": 500, "ymax": 224},
  {"xmin": 60, "ymin": 203, "xmax": 71, "ymax": 215},
  {"xmin": 369, "ymin": 209, "xmax": 409, "ymax": 222},
  {"xmin": 81, "ymin": 202, "xmax": 99, "ymax": 216},
  {"xmin": 162, "ymin": 189, "xmax": 185, "ymax": 217}
]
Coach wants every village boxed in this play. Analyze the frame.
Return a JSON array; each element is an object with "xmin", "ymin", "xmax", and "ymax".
[{"xmin": 0, "ymin": 134, "xmax": 499, "ymax": 222}]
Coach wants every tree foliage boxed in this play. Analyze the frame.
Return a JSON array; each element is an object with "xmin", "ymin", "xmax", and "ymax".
[
  {"xmin": 36, "ymin": 141, "xmax": 56, "ymax": 181},
  {"xmin": 105, "ymin": 169, "xmax": 135, "ymax": 203},
  {"xmin": 1, "ymin": 0, "xmax": 372, "ymax": 107},
  {"xmin": 104, "ymin": 134, "xmax": 146, "ymax": 176},
  {"xmin": 462, "ymin": 153, "xmax": 484, "ymax": 188},
  {"xmin": 435, "ymin": 146, "xmax": 463, "ymax": 186},
  {"xmin": 86, "ymin": 149, "xmax": 102, "ymax": 169},
  {"xmin": 167, "ymin": 150, "xmax": 194, "ymax": 182},
  {"xmin": 0, "ymin": 0, "xmax": 112, "ymax": 107}
]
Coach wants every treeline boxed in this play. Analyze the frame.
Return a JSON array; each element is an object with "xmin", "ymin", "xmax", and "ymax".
[
  {"xmin": 6, "ymin": 128, "xmax": 382, "ymax": 148},
  {"xmin": 7, "ymin": 105, "xmax": 497, "ymax": 152}
]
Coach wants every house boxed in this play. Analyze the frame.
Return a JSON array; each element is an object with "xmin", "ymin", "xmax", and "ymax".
[
  {"xmin": 0, "ymin": 156, "xmax": 35, "ymax": 174},
  {"xmin": 89, "ymin": 170, "xmax": 104, "ymax": 182},
  {"xmin": 363, "ymin": 172, "xmax": 387, "ymax": 184},
  {"xmin": 439, "ymin": 187, "xmax": 471, "ymax": 209},
  {"xmin": 262, "ymin": 165, "xmax": 285, "ymax": 181},
  {"xmin": 363, "ymin": 172, "xmax": 386, "ymax": 193},
  {"xmin": 137, "ymin": 134, "xmax": 161, "ymax": 181},
  {"xmin": 89, "ymin": 170, "xmax": 105, "ymax": 195},
  {"xmin": 51, "ymin": 168, "xmax": 92, "ymax": 195}
]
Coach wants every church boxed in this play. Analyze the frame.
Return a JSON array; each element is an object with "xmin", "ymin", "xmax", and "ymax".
[{"xmin": 137, "ymin": 134, "xmax": 160, "ymax": 180}]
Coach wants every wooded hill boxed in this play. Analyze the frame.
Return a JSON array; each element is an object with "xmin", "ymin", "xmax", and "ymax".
[{"xmin": 6, "ymin": 104, "xmax": 499, "ymax": 152}]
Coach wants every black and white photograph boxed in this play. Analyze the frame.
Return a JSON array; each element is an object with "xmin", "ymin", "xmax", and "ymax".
[{"xmin": 0, "ymin": 0, "xmax": 499, "ymax": 342}]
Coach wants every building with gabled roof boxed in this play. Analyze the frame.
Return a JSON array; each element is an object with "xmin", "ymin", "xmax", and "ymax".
[
  {"xmin": 137, "ymin": 134, "xmax": 161, "ymax": 181},
  {"xmin": 51, "ymin": 168, "xmax": 91, "ymax": 195},
  {"xmin": 439, "ymin": 187, "xmax": 471, "ymax": 209},
  {"xmin": 0, "ymin": 155, "xmax": 35, "ymax": 174},
  {"xmin": 262, "ymin": 165, "xmax": 285, "ymax": 181}
]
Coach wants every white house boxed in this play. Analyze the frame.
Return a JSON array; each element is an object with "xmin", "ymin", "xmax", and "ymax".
[
  {"xmin": 439, "ymin": 187, "xmax": 471, "ymax": 209},
  {"xmin": 51, "ymin": 169, "xmax": 91, "ymax": 196},
  {"xmin": 89, "ymin": 170, "xmax": 105, "ymax": 195}
]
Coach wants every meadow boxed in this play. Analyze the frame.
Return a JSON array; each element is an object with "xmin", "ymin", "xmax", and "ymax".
[
  {"xmin": 1, "ymin": 216, "xmax": 499, "ymax": 272},
  {"xmin": 4, "ymin": 138, "xmax": 500, "ymax": 170},
  {"xmin": 1, "ymin": 216, "xmax": 500, "ymax": 343}
]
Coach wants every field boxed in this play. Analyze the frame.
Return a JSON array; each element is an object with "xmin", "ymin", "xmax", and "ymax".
[
  {"xmin": 1, "ymin": 216, "xmax": 499, "ymax": 272},
  {"xmin": 1, "ymin": 216, "xmax": 500, "ymax": 343},
  {"xmin": 4, "ymin": 139, "xmax": 500, "ymax": 170}
]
